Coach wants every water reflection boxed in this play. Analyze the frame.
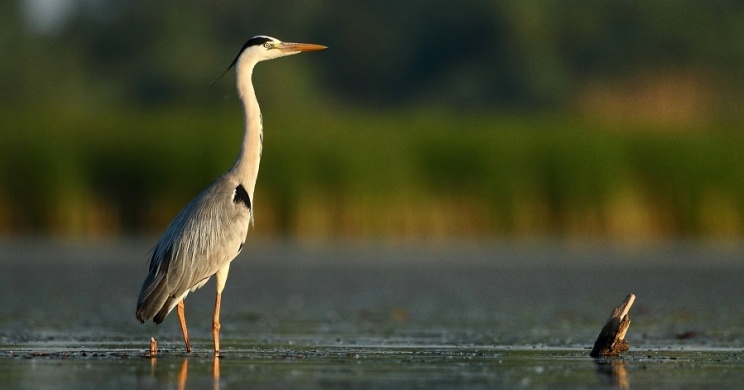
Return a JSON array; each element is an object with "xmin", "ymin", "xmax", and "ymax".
[
  {"xmin": 148, "ymin": 356, "xmax": 220, "ymax": 390},
  {"xmin": 595, "ymin": 359, "xmax": 629, "ymax": 389},
  {"xmin": 213, "ymin": 357, "xmax": 221, "ymax": 390},
  {"xmin": 178, "ymin": 359, "xmax": 188, "ymax": 390}
]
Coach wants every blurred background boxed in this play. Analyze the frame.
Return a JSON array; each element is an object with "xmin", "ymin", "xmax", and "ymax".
[{"xmin": 2, "ymin": 0, "xmax": 744, "ymax": 243}]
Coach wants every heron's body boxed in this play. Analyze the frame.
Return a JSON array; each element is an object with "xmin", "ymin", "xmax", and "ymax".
[
  {"xmin": 135, "ymin": 172, "xmax": 251, "ymax": 323},
  {"xmin": 135, "ymin": 35, "xmax": 326, "ymax": 354}
]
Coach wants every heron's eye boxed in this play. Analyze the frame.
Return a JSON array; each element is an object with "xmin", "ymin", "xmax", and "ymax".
[{"xmin": 263, "ymin": 42, "xmax": 272, "ymax": 49}]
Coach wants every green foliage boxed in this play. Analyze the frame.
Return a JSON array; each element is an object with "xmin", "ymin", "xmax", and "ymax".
[
  {"xmin": 5, "ymin": 1, "xmax": 744, "ymax": 109},
  {"xmin": 3, "ymin": 106, "xmax": 744, "ymax": 239}
]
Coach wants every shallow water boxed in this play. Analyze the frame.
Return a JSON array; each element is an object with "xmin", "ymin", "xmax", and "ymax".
[{"xmin": 1, "ymin": 238, "xmax": 743, "ymax": 388}]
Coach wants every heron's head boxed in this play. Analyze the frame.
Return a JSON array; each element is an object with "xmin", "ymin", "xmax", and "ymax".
[
  {"xmin": 232, "ymin": 35, "xmax": 326, "ymax": 67},
  {"xmin": 211, "ymin": 35, "xmax": 325, "ymax": 89}
]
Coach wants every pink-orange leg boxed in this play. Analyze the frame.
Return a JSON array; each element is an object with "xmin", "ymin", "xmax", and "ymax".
[
  {"xmin": 177, "ymin": 300, "xmax": 192, "ymax": 353},
  {"xmin": 213, "ymin": 292, "xmax": 222, "ymax": 355}
]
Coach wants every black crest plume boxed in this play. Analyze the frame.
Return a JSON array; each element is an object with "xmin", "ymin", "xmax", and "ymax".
[{"xmin": 210, "ymin": 36, "xmax": 273, "ymax": 88}]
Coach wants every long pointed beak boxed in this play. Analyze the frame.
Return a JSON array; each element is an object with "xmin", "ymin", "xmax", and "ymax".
[{"xmin": 278, "ymin": 42, "xmax": 328, "ymax": 53}]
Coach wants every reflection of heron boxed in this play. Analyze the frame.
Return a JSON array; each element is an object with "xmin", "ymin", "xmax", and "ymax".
[
  {"xmin": 178, "ymin": 358, "xmax": 188, "ymax": 390},
  {"xmin": 151, "ymin": 356, "xmax": 219, "ymax": 390},
  {"xmin": 135, "ymin": 36, "xmax": 326, "ymax": 354}
]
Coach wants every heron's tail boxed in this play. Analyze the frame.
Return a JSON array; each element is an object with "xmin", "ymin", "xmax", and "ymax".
[{"xmin": 135, "ymin": 273, "xmax": 170, "ymax": 324}]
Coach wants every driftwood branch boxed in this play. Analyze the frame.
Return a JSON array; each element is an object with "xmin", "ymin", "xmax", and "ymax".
[{"xmin": 590, "ymin": 294, "xmax": 635, "ymax": 357}]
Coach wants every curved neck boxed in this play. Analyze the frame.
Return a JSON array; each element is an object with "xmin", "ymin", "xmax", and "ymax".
[{"xmin": 230, "ymin": 60, "xmax": 263, "ymax": 199}]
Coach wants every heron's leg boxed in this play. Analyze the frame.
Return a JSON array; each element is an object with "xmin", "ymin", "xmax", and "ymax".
[
  {"xmin": 213, "ymin": 263, "xmax": 231, "ymax": 355},
  {"xmin": 213, "ymin": 292, "xmax": 222, "ymax": 354},
  {"xmin": 177, "ymin": 300, "xmax": 192, "ymax": 353}
]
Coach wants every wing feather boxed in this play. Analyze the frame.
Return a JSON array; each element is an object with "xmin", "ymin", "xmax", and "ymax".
[{"xmin": 135, "ymin": 174, "xmax": 251, "ymax": 323}]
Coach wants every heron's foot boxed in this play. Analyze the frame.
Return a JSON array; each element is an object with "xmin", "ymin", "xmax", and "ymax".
[{"xmin": 147, "ymin": 337, "xmax": 158, "ymax": 357}]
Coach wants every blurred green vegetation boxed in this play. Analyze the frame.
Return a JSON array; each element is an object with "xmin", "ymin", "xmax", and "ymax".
[
  {"xmin": 3, "ymin": 1, "xmax": 744, "ymax": 240},
  {"xmin": 3, "ymin": 103, "xmax": 744, "ymax": 240},
  {"xmin": 6, "ymin": 1, "xmax": 744, "ymax": 111}
]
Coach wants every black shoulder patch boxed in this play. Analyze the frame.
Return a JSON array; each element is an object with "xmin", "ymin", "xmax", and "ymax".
[{"xmin": 233, "ymin": 184, "xmax": 251, "ymax": 209}]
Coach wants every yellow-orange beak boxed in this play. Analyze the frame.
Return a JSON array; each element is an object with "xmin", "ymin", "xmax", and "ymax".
[{"xmin": 277, "ymin": 42, "xmax": 328, "ymax": 53}]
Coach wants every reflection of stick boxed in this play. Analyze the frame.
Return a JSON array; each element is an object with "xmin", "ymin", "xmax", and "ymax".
[
  {"xmin": 590, "ymin": 294, "xmax": 635, "ymax": 357},
  {"xmin": 595, "ymin": 360, "xmax": 629, "ymax": 390},
  {"xmin": 149, "ymin": 337, "xmax": 158, "ymax": 357}
]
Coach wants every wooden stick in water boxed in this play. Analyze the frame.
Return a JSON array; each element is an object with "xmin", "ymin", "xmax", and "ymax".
[{"xmin": 590, "ymin": 294, "xmax": 635, "ymax": 357}]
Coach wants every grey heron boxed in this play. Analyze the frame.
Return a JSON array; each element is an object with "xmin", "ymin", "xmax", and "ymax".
[{"xmin": 135, "ymin": 35, "xmax": 326, "ymax": 354}]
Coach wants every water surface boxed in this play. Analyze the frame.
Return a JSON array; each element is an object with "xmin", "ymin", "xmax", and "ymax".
[{"xmin": 0, "ymin": 238, "xmax": 742, "ymax": 388}]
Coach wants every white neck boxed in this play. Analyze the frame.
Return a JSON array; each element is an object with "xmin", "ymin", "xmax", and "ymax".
[{"xmin": 230, "ymin": 58, "xmax": 263, "ymax": 200}]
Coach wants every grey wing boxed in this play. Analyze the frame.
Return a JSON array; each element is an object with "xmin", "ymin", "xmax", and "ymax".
[{"xmin": 135, "ymin": 175, "xmax": 252, "ymax": 323}]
